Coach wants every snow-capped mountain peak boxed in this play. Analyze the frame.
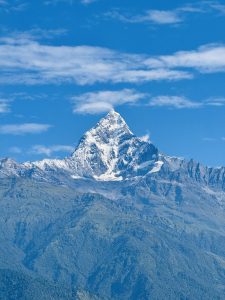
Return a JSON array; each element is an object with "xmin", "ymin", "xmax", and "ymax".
[
  {"xmin": 73, "ymin": 110, "xmax": 133, "ymax": 150},
  {"xmin": 94, "ymin": 109, "xmax": 133, "ymax": 135},
  {"xmin": 70, "ymin": 110, "xmax": 158, "ymax": 180},
  {"xmin": 0, "ymin": 111, "xmax": 160, "ymax": 181}
]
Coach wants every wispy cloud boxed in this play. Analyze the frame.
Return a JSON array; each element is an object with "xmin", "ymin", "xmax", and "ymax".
[
  {"xmin": 0, "ymin": 123, "xmax": 52, "ymax": 135},
  {"xmin": 203, "ymin": 137, "xmax": 225, "ymax": 142},
  {"xmin": 206, "ymin": 97, "xmax": 225, "ymax": 106},
  {"xmin": 44, "ymin": 0, "xmax": 97, "ymax": 5},
  {"xmin": 2, "ymin": 28, "xmax": 68, "ymax": 42},
  {"xmin": 202, "ymin": 137, "xmax": 217, "ymax": 142},
  {"xmin": 106, "ymin": 2, "xmax": 225, "ymax": 26},
  {"xmin": 139, "ymin": 133, "xmax": 150, "ymax": 142},
  {"xmin": 142, "ymin": 10, "xmax": 181, "ymax": 24},
  {"xmin": 0, "ymin": 37, "xmax": 193, "ymax": 86},
  {"xmin": 0, "ymin": 0, "xmax": 28, "ymax": 12},
  {"xmin": 73, "ymin": 89, "xmax": 147, "ymax": 114},
  {"xmin": 80, "ymin": 0, "xmax": 96, "ymax": 4},
  {"xmin": 0, "ymin": 37, "xmax": 225, "ymax": 86},
  {"xmin": 148, "ymin": 96, "xmax": 202, "ymax": 109},
  {"xmin": 9, "ymin": 144, "xmax": 74, "ymax": 157},
  {"xmin": 145, "ymin": 44, "xmax": 225, "ymax": 73},
  {"xmin": 148, "ymin": 95, "xmax": 225, "ymax": 109},
  {"xmin": 29, "ymin": 144, "xmax": 74, "ymax": 156},
  {"xmin": 0, "ymin": 99, "xmax": 10, "ymax": 113},
  {"xmin": 9, "ymin": 146, "xmax": 22, "ymax": 154},
  {"xmin": 208, "ymin": 2, "xmax": 225, "ymax": 14},
  {"xmin": 73, "ymin": 90, "xmax": 225, "ymax": 114},
  {"xmin": 0, "ymin": 0, "xmax": 8, "ymax": 5},
  {"xmin": 107, "ymin": 9, "xmax": 182, "ymax": 25}
]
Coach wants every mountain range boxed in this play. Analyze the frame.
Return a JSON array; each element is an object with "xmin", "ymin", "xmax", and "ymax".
[{"xmin": 0, "ymin": 110, "xmax": 225, "ymax": 299}]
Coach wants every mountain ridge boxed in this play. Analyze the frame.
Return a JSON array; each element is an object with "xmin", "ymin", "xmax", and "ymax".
[{"xmin": 0, "ymin": 110, "xmax": 224, "ymax": 191}]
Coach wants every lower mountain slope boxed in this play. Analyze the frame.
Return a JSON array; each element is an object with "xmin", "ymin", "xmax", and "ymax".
[
  {"xmin": 0, "ymin": 269, "xmax": 73, "ymax": 300},
  {"xmin": 0, "ymin": 175, "xmax": 225, "ymax": 299}
]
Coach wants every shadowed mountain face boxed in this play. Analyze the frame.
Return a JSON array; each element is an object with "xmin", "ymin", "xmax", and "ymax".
[{"xmin": 0, "ymin": 111, "xmax": 225, "ymax": 299}]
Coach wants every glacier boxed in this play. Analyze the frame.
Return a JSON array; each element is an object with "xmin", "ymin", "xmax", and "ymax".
[{"xmin": 0, "ymin": 110, "xmax": 225, "ymax": 299}]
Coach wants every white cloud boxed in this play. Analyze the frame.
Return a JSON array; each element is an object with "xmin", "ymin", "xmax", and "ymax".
[
  {"xmin": 112, "ymin": 69, "xmax": 192, "ymax": 83},
  {"xmin": 206, "ymin": 97, "xmax": 225, "ymax": 106},
  {"xmin": 0, "ymin": 38, "xmax": 192, "ymax": 85},
  {"xmin": 148, "ymin": 95, "xmax": 225, "ymax": 110},
  {"xmin": 0, "ymin": 38, "xmax": 225, "ymax": 86},
  {"xmin": 107, "ymin": 2, "xmax": 225, "ymax": 26},
  {"xmin": 149, "ymin": 96, "xmax": 202, "ymax": 109},
  {"xmin": 73, "ymin": 89, "xmax": 147, "ymax": 114},
  {"xmin": 145, "ymin": 44, "xmax": 225, "ymax": 73},
  {"xmin": 0, "ymin": 0, "xmax": 27, "ymax": 11},
  {"xmin": 208, "ymin": 2, "xmax": 225, "ymax": 14},
  {"xmin": 134, "ymin": 10, "xmax": 182, "ymax": 25},
  {"xmin": 139, "ymin": 133, "xmax": 150, "ymax": 142},
  {"xmin": 44, "ymin": 0, "xmax": 96, "ymax": 5},
  {"xmin": 107, "ymin": 9, "xmax": 182, "ymax": 25},
  {"xmin": 0, "ymin": 123, "xmax": 52, "ymax": 135},
  {"xmin": 30, "ymin": 144, "xmax": 74, "ymax": 156},
  {"xmin": 0, "ymin": 99, "xmax": 10, "ymax": 113},
  {"xmin": 9, "ymin": 146, "xmax": 22, "ymax": 154},
  {"xmin": 73, "ymin": 91, "xmax": 225, "ymax": 114},
  {"xmin": 80, "ymin": 0, "xmax": 96, "ymax": 4},
  {"xmin": 4, "ymin": 28, "xmax": 68, "ymax": 41}
]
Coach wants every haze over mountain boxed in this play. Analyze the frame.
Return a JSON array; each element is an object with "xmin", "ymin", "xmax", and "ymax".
[{"xmin": 0, "ymin": 111, "xmax": 225, "ymax": 299}]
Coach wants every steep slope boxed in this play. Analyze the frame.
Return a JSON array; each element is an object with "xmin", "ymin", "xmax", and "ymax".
[
  {"xmin": 70, "ymin": 110, "xmax": 159, "ymax": 180},
  {"xmin": 27, "ymin": 110, "xmax": 160, "ymax": 181}
]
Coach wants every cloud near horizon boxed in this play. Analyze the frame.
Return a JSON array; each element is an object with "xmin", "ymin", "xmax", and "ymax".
[
  {"xmin": 0, "ymin": 123, "xmax": 52, "ymax": 135},
  {"xmin": 29, "ymin": 144, "xmax": 74, "ymax": 156}
]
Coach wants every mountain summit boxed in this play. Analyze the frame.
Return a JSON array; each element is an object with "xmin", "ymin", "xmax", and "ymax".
[
  {"xmin": 69, "ymin": 110, "xmax": 159, "ymax": 180},
  {"xmin": 78, "ymin": 109, "xmax": 133, "ymax": 140}
]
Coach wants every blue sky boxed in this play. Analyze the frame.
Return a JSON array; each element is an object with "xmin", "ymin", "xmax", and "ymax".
[{"xmin": 0, "ymin": 0, "xmax": 225, "ymax": 166}]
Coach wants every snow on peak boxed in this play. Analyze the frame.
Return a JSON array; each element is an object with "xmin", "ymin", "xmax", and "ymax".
[
  {"xmin": 70, "ymin": 111, "xmax": 133, "ymax": 179},
  {"xmin": 68, "ymin": 111, "xmax": 159, "ymax": 180},
  {"xmin": 92, "ymin": 110, "xmax": 133, "ymax": 137}
]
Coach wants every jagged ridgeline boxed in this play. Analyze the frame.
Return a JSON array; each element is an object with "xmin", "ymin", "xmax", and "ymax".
[{"xmin": 0, "ymin": 111, "xmax": 225, "ymax": 299}]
